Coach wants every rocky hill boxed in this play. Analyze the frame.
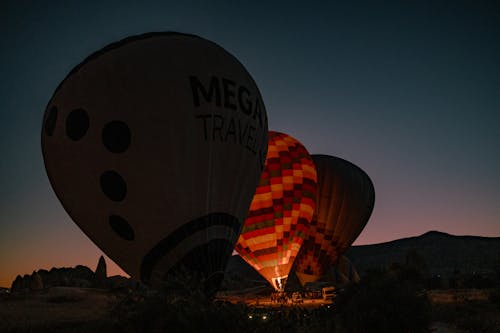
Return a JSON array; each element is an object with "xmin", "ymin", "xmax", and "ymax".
[
  {"xmin": 10, "ymin": 256, "xmax": 134, "ymax": 292},
  {"xmin": 345, "ymin": 231, "xmax": 500, "ymax": 277}
]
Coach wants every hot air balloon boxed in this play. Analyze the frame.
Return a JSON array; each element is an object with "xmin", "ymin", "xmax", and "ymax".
[
  {"xmin": 41, "ymin": 32, "xmax": 268, "ymax": 293},
  {"xmin": 294, "ymin": 155, "xmax": 374, "ymax": 286},
  {"xmin": 331, "ymin": 255, "xmax": 361, "ymax": 285},
  {"xmin": 235, "ymin": 131, "xmax": 317, "ymax": 291}
]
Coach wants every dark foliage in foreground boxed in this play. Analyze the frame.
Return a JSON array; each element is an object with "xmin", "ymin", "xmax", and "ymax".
[
  {"xmin": 16, "ymin": 253, "xmax": 500, "ymax": 332},
  {"xmin": 107, "ymin": 269, "xmax": 332, "ymax": 333},
  {"xmin": 432, "ymin": 301, "xmax": 500, "ymax": 333},
  {"xmin": 1, "ymin": 264, "xmax": 436, "ymax": 333},
  {"xmin": 106, "ymin": 264, "xmax": 432, "ymax": 333},
  {"xmin": 334, "ymin": 264, "xmax": 431, "ymax": 332}
]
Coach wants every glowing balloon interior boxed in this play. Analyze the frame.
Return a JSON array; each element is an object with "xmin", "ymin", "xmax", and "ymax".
[
  {"xmin": 235, "ymin": 131, "xmax": 317, "ymax": 291},
  {"xmin": 41, "ymin": 32, "xmax": 268, "ymax": 293},
  {"xmin": 294, "ymin": 155, "xmax": 374, "ymax": 286}
]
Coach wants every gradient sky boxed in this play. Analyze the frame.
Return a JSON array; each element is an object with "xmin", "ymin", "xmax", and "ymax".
[{"xmin": 1, "ymin": 1, "xmax": 499, "ymax": 288}]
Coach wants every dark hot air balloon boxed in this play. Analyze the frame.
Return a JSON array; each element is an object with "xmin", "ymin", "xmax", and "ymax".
[
  {"xmin": 235, "ymin": 131, "xmax": 317, "ymax": 291},
  {"xmin": 332, "ymin": 255, "xmax": 360, "ymax": 285},
  {"xmin": 294, "ymin": 155, "xmax": 374, "ymax": 286},
  {"xmin": 41, "ymin": 32, "xmax": 268, "ymax": 293}
]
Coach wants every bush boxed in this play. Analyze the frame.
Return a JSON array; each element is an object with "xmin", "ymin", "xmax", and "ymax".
[
  {"xmin": 334, "ymin": 269, "xmax": 430, "ymax": 333},
  {"xmin": 108, "ymin": 268, "xmax": 278, "ymax": 332},
  {"xmin": 45, "ymin": 295, "xmax": 82, "ymax": 303},
  {"xmin": 432, "ymin": 301, "xmax": 500, "ymax": 332}
]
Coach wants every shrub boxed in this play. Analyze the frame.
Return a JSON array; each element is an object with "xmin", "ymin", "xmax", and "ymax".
[{"xmin": 334, "ymin": 269, "xmax": 430, "ymax": 333}]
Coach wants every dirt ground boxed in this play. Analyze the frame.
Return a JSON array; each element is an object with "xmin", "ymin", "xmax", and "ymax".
[
  {"xmin": 427, "ymin": 289, "xmax": 490, "ymax": 303},
  {"xmin": 428, "ymin": 289, "xmax": 499, "ymax": 333},
  {"xmin": 0, "ymin": 287, "xmax": 118, "ymax": 330},
  {"xmin": 429, "ymin": 322, "xmax": 467, "ymax": 333}
]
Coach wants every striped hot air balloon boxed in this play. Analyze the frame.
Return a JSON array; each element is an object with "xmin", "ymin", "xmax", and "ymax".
[
  {"xmin": 294, "ymin": 155, "xmax": 375, "ymax": 286},
  {"xmin": 235, "ymin": 131, "xmax": 317, "ymax": 291}
]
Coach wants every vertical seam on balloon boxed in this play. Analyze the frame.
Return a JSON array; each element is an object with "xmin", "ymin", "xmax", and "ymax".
[{"xmin": 206, "ymin": 74, "xmax": 215, "ymax": 274}]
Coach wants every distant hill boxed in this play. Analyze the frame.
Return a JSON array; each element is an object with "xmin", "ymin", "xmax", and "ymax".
[
  {"xmin": 345, "ymin": 231, "xmax": 500, "ymax": 277},
  {"xmin": 225, "ymin": 231, "xmax": 500, "ymax": 287}
]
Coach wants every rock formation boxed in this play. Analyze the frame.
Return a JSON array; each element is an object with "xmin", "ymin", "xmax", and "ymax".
[
  {"xmin": 29, "ymin": 271, "xmax": 44, "ymax": 290},
  {"xmin": 95, "ymin": 256, "xmax": 107, "ymax": 280},
  {"xmin": 94, "ymin": 256, "xmax": 107, "ymax": 287},
  {"xmin": 10, "ymin": 275, "xmax": 24, "ymax": 291},
  {"xmin": 9, "ymin": 258, "xmax": 135, "ymax": 292}
]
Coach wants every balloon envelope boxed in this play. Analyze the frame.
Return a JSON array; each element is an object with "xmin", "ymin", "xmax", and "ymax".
[
  {"xmin": 41, "ymin": 32, "xmax": 268, "ymax": 292},
  {"xmin": 294, "ymin": 155, "xmax": 374, "ymax": 286},
  {"xmin": 332, "ymin": 255, "xmax": 360, "ymax": 285},
  {"xmin": 235, "ymin": 131, "xmax": 317, "ymax": 291}
]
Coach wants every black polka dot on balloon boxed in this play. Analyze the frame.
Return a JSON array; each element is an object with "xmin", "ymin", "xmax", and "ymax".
[
  {"xmin": 109, "ymin": 215, "xmax": 135, "ymax": 241},
  {"xmin": 100, "ymin": 171, "xmax": 127, "ymax": 201},
  {"xmin": 102, "ymin": 121, "xmax": 131, "ymax": 153},
  {"xmin": 66, "ymin": 108, "xmax": 89, "ymax": 141},
  {"xmin": 44, "ymin": 106, "xmax": 58, "ymax": 136}
]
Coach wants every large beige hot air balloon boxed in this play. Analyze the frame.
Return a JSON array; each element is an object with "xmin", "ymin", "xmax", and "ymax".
[
  {"xmin": 294, "ymin": 155, "xmax": 374, "ymax": 286},
  {"xmin": 41, "ymin": 32, "xmax": 268, "ymax": 293},
  {"xmin": 235, "ymin": 132, "xmax": 317, "ymax": 291}
]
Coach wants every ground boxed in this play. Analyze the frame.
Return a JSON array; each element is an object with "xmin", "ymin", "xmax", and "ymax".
[
  {"xmin": 0, "ymin": 287, "xmax": 498, "ymax": 332},
  {"xmin": 0, "ymin": 287, "xmax": 117, "ymax": 331}
]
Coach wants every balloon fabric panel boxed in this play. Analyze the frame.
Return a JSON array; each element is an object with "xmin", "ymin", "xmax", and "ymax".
[
  {"xmin": 294, "ymin": 155, "xmax": 375, "ymax": 286},
  {"xmin": 235, "ymin": 131, "xmax": 317, "ymax": 291}
]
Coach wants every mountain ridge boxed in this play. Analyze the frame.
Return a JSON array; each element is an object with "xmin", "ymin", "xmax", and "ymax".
[
  {"xmin": 345, "ymin": 230, "xmax": 500, "ymax": 277},
  {"xmin": 355, "ymin": 230, "xmax": 500, "ymax": 247}
]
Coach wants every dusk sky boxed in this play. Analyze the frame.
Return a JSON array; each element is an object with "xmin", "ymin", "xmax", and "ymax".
[{"xmin": 1, "ymin": 1, "xmax": 499, "ymax": 288}]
